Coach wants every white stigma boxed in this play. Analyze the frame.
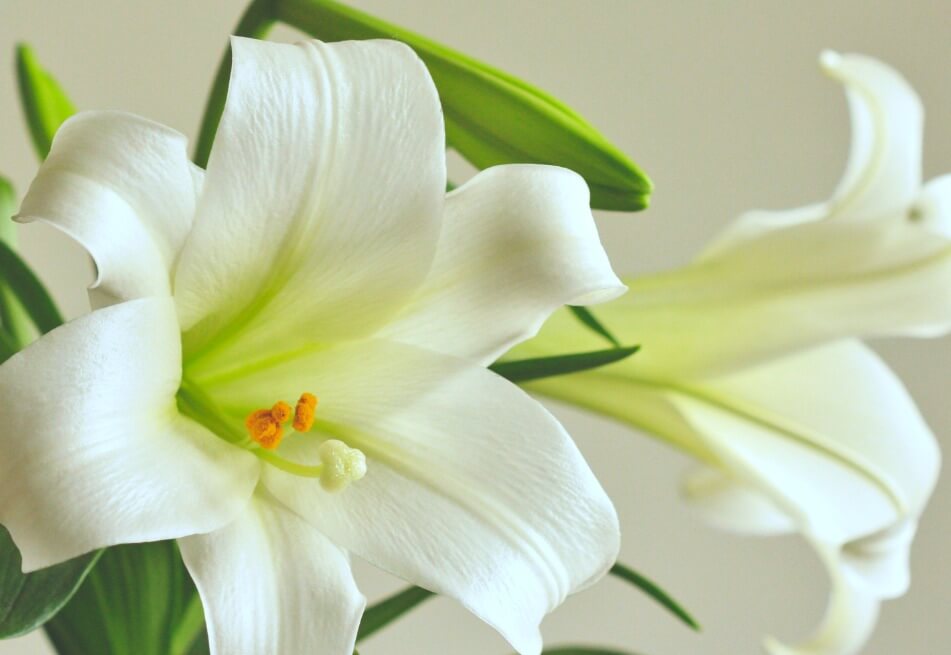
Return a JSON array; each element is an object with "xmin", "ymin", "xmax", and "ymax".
[{"xmin": 317, "ymin": 439, "xmax": 367, "ymax": 492}]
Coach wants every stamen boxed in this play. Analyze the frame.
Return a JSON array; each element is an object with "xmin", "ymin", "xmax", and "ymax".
[
  {"xmin": 245, "ymin": 409, "xmax": 284, "ymax": 450},
  {"xmin": 244, "ymin": 392, "xmax": 361, "ymax": 491},
  {"xmin": 317, "ymin": 439, "xmax": 367, "ymax": 492},
  {"xmin": 294, "ymin": 392, "xmax": 318, "ymax": 432},
  {"xmin": 270, "ymin": 401, "xmax": 292, "ymax": 423}
]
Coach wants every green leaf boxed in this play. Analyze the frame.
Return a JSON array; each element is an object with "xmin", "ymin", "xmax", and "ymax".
[
  {"xmin": 491, "ymin": 346, "xmax": 639, "ymax": 383},
  {"xmin": 170, "ymin": 592, "xmax": 206, "ymax": 655},
  {"xmin": 45, "ymin": 541, "xmax": 201, "ymax": 655},
  {"xmin": 0, "ymin": 526, "xmax": 101, "ymax": 639},
  {"xmin": 610, "ymin": 562, "xmax": 700, "ymax": 631},
  {"xmin": 0, "ymin": 179, "xmax": 16, "ymax": 247},
  {"xmin": 195, "ymin": 0, "xmax": 652, "ymax": 210},
  {"xmin": 0, "ymin": 239, "xmax": 63, "ymax": 335},
  {"xmin": 184, "ymin": 627, "xmax": 210, "ymax": 655},
  {"xmin": 15, "ymin": 44, "xmax": 77, "ymax": 160},
  {"xmin": 569, "ymin": 305, "xmax": 620, "ymax": 347},
  {"xmin": 0, "ymin": 178, "xmax": 33, "ymax": 351},
  {"xmin": 356, "ymin": 585, "xmax": 433, "ymax": 642}
]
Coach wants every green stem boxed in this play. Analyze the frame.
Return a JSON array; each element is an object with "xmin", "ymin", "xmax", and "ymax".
[{"xmin": 193, "ymin": 0, "xmax": 277, "ymax": 167}]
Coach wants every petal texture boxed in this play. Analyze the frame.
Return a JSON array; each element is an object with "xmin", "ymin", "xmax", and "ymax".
[
  {"xmin": 204, "ymin": 339, "xmax": 619, "ymax": 655},
  {"xmin": 380, "ymin": 165, "xmax": 625, "ymax": 364},
  {"xmin": 682, "ymin": 339, "xmax": 940, "ymax": 541},
  {"xmin": 179, "ymin": 495, "xmax": 364, "ymax": 655},
  {"xmin": 0, "ymin": 298, "xmax": 258, "ymax": 571},
  {"xmin": 175, "ymin": 37, "xmax": 446, "ymax": 375},
  {"xmin": 17, "ymin": 111, "xmax": 201, "ymax": 306}
]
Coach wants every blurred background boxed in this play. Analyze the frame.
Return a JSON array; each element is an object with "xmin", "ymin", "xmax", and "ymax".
[{"xmin": 1, "ymin": 1, "xmax": 949, "ymax": 653}]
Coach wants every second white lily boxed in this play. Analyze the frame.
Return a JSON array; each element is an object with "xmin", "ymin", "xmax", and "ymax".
[{"xmin": 514, "ymin": 51, "xmax": 946, "ymax": 654}]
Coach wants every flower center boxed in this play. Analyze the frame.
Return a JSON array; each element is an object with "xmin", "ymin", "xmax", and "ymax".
[
  {"xmin": 176, "ymin": 382, "xmax": 367, "ymax": 492},
  {"xmin": 244, "ymin": 393, "xmax": 317, "ymax": 451}
]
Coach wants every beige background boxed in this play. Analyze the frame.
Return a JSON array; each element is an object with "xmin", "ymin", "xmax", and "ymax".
[{"xmin": 0, "ymin": 1, "xmax": 948, "ymax": 653}]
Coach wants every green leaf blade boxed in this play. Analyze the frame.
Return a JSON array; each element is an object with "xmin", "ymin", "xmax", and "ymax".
[
  {"xmin": 0, "ymin": 526, "xmax": 101, "ymax": 639},
  {"xmin": 610, "ymin": 562, "xmax": 700, "ymax": 631},
  {"xmin": 0, "ymin": 239, "xmax": 63, "ymax": 336},
  {"xmin": 272, "ymin": 0, "xmax": 652, "ymax": 211},
  {"xmin": 45, "ymin": 541, "xmax": 202, "ymax": 655},
  {"xmin": 491, "ymin": 346, "xmax": 639, "ymax": 383},
  {"xmin": 0, "ymin": 178, "xmax": 34, "ymax": 351},
  {"xmin": 356, "ymin": 585, "xmax": 433, "ymax": 642},
  {"xmin": 569, "ymin": 306, "xmax": 621, "ymax": 347},
  {"xmin": 15, "ymin": 44, "xmax": 76, "ymax": 160}
]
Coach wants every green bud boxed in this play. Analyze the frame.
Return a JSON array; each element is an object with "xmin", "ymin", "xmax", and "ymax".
[{"xmin": 273, "ymin": 0, "xmax": 652, "ymax": 211}]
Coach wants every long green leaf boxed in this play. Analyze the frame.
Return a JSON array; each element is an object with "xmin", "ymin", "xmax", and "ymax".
[
  {"xmin": 0, "ymin": 239, "xmax": 63, "ymax": 335},
  {"xmin": 194, "ymin": 0, "xmax": 651, "ymax": 210},
  {"xmin": 0, "ymin": 527, "xmax": 101, "ymax": 639},
  {"xmin": 45, "ymin": 541, "xmax": 200, "ymax": 655},
  {"xmin": 0, "ymin": 178, "xmax": 33, "ymax": 351},
  {"xmin": 491, "ymin": 346, "xmax": 638, "ymax": 383},
  {"xmin": 610, "ymin": 562, "xmax": 699, "ymax": 631},
  {"xmin": 15, "ymin": 44, "xmax": 76, "ymax": 160},
  {"xmin": 569, "ymin": 306, "xmax": 621, "ymax": 347},
  {"xmin": 356, "ymin": 585, "xmax": 433, "ymax": 642}
]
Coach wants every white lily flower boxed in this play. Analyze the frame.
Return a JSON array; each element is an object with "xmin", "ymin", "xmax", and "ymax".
[
  {"xmin": 582, "ymin": 51, "xmax": 950, "ymax": 381},
  {"xmin": 0, "ymin": 37, "xmax": 627, "ymax": 655},
  {"xmin": 512, "ymin": 52, "xmax": 946, "ymax": 654}
]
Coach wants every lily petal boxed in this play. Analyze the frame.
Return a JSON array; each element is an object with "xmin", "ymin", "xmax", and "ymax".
[
  {"xmin": 206, "ymin": 338, "xmax": 619, "ymax": 655},
  {"xmin": 522, "ymin": 336, "xmax": 937, "ymax": 653},
  {"xmin": 179, "ymin": 494, "xmax": 364, "ymax": 655},
  {"xmin": 544, "ymin": 52, "xmax": 949, "ymax": 379},
  {"xmin": 822, "ymin": 50, "xmax": 923, "ymax": 220},
  {"xmin": 17, "ymin": 111, "xmax": 201, "ymax": 307},
  {"xmin": 681, "ymin": 340, "xmax": 940, "ymax": 535},
  {"xmin": 175, "ymin": 37, "xmax": 445, "ymax": 374},
  {"xmin": 764, "ymin": 544, "xmax": 880, "ymax": 655},
  {"xmin": 680, "ymin": 467, "xmax": 797, "ymax": 536},
  {"xmin": 912, "ymin": 173, "xmax": 951, "ymax": 238},
  {"xmin": 379, "ymin": 165, "xmax": 625, "ymax": 364},
  {"xmin": 0, "ymin": 298, "xmax": 258, "ymax": 571},
  {"xmin": 704, "ymin": 50, "xmax": 923, "ymax": 257}
]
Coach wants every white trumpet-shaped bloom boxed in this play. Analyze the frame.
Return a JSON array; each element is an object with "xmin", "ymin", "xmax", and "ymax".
[
  {"xmin": 0, "ymin": 37, "xmax": 627, "ymax": 655},
  {"xmin": 513, "ymin": 52, "xmax": 946, "ymax": 654}
]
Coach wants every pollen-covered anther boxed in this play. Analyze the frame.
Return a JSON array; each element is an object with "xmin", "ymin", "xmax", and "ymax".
[
  {"xmin": 245, "ymin": 409, "xmax": 284, "ymax": 450},
  {"xmin": 293, "ymin": 392, "xmax": 318, "ymax": 432},
  {"xmin": 270, "ymin": 401, "xmax": 292, "ymax": 423},
  {"xmin": 317, "ymin": 439, "xmax": 367, "ymax": 492}
]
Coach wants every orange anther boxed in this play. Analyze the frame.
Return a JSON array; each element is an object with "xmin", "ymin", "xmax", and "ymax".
[
  {"xmin": 293, "ymin": 392, "xmax": 318, "ymax": 432},
  {"xmin": 246, "ymin": 409, "xmax": 285, "ymax": 450},
  {"xmin": 270, "ymin": 401, "xmax": 292, "ymax": 423}
]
